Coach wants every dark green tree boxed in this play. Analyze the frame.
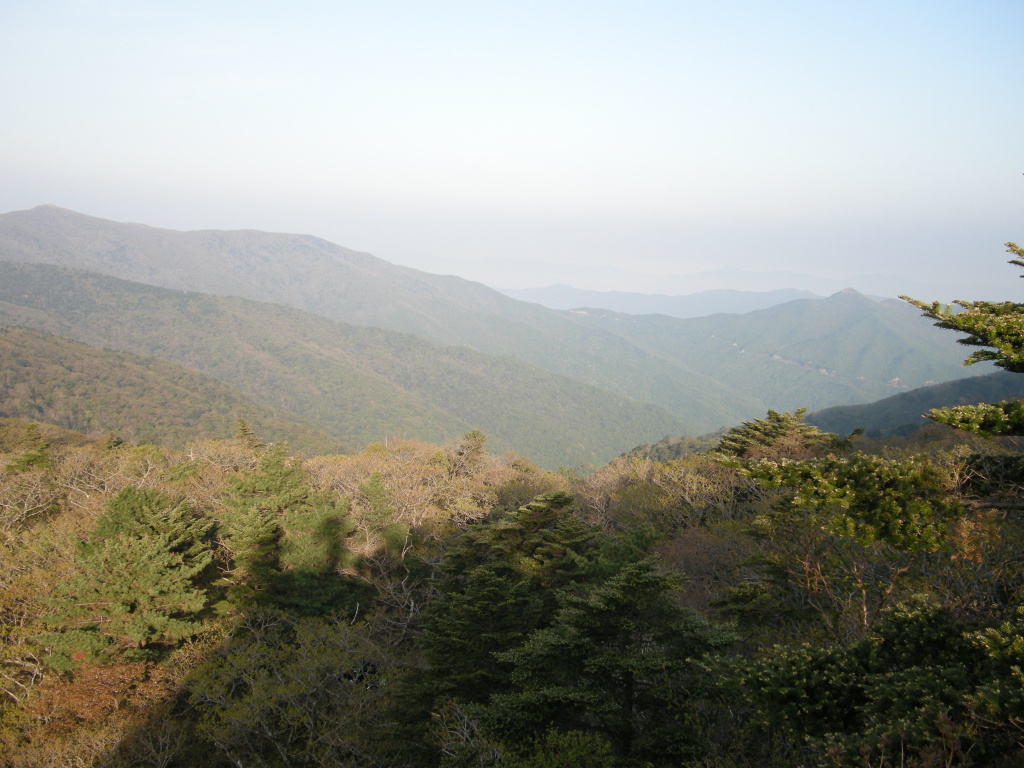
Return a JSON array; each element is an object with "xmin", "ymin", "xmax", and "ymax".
[
  {"xmin": 417, "ymin": 492, "xmax": 600, "ymax": 705},
  {"xmin": 387, "ymin": 493, "xmax": 604, "ymax": 765},
  {"xmin": 43, "ymin": 487, "xmax": 212, "ymax": 666},
  {"xmin": 484, "ymin": 560, "xmax": 736, "ymax": 765}
]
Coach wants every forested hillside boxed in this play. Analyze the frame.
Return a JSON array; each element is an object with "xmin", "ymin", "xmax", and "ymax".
[
  {"xmin": 0, "ymin": 327, "xmax": 347, "ymax": 454},
  {"xmin": 1, "ymin": 406, "xmax": 1023, "ymax": 767},
  {"xmin": 0, "ymin": 206, "xmax": 756, "ymax": 432},
  {"xmin": 0, "ymin": 206, "xmax": 985, "ymax": 432},
  {"xmin": 0, "ymin": 262, "xmax": 683, "ymax": 467}
]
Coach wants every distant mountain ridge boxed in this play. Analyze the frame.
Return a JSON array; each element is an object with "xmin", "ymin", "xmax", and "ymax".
[
  {"xmin": 560, "ymin": 289, "xmax": 989, "ymax": 414},
  {"xmin": 0, "ymin": 205, "xmax": 988, "ymax": 439},
  {"xmin": 498, "ymin": 284, "xmax": 820, "ymax": 318}
]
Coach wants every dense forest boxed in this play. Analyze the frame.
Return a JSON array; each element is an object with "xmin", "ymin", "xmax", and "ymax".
[
  {"xmin": 3, "ymin": 249, "xmax": 1024, "ymax": 767},
  {"xmin": 3, "ymin": 407, "xmax": 1024, "ymax": 768}
]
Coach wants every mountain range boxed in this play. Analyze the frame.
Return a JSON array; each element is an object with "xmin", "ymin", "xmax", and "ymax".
[{"xmin": 0, "ymin": 205, "xmax": 994, "ymax": 463}]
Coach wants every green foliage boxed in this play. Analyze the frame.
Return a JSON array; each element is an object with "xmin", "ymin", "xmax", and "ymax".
[
  {"xmin": 185, "ymin": 612, "xmax": 387, "ymax": 768},
  {"xmin": 744, "ymin": 453, "xmax": 962, "ymax": 551},
  {"xmin": 902, "ymin": 243, "xmax": 1024, "ymax": 374},
  {"xmin": 416, "ymin": 493, "xmax": 601, "ymax": 705},
  {"xmin": 969, "ymin": 608, "xmax": 1024, "ymax": 745},
  {"xmin": 507, "ymin": 730, "xmax": 616, "ymax": 768},
  {"xmin": 233, "ymin": 417, "xmax": 263, "ymax": 450},
  {"xmin": 928, "ymin": 398, "xmax": 1024, "ymax": 437},
  {"xmin": 43, "ymin": 487, "xmax": 213, "ymax": 666},
  {"xmin": 4, "ymin": 423, "xmax": 51, "ymax": 472},
  {"xmin": 730, "ymin": 601, "xmax": 1024, "ymax": 765}
]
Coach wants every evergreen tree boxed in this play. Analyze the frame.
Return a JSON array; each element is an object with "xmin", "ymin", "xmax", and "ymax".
[
  {"xmin": 234, "ymin": 417, "xmax": 264, "ymax": 450},
  {"xmin": 714, "ymin": 408, "xmax": 843, "ymax": 459},
  {"xmin": 388, "ymin": 493, "xmax": 604, "ymax": 765},
  {"xmin": 485, "ymin": 560, "xmax": 736, "ymax": 764},
  {"xmin": 43, "ymin": 487, "xmax": 212, "ymax": 666},
  {"xmin": 417, "ymin": 492, "xmax": 600, "ymax": 705},
  {"xmin": 223, "ymin": 444, "xmax": 357, "ymax": 615}
]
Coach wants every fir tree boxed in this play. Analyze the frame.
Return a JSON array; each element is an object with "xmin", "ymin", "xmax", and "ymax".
[
  {"xmin": 234, "ymin": 417, "xmax": 264, "ymax": 451},
  {"xmin": 417, "ymin": 492, "xmax": 599, "ymax": 705},
  {"xmin": 43, "ymin": 487, "xmax": 213, "ymax": 666}
]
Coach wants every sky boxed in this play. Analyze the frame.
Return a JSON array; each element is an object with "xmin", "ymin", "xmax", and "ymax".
[{"xmin": 2, "ymin": 0, "xmax": 1023, "ymax": 300}]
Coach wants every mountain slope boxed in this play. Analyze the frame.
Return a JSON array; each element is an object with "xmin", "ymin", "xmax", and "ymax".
[
  {"xmin": 805, "ymin": 370, "xmax": 1024, "ymax": 438},
  {"xmin": 0, "ymin": 262, "xmax": 684, "ymax": 466},
  {"xmin": 0, "ymin": 327, "xmax": 348, "ymax": 453}
]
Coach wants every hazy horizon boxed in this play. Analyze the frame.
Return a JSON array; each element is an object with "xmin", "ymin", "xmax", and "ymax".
[{"xmin": 3, "ymin": 1, "xmax": 1022, "ymax": 301}]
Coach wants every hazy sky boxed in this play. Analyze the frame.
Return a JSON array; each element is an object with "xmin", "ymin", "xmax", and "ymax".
[{"xmin": 2, "ymin": 1, "xmax": 1023, "ymax": 299}]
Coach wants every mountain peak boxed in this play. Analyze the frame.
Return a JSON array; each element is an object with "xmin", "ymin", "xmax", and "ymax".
[{"xmin": 825, "ymin": 287, "xmax": 875, "ymax": 304}]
